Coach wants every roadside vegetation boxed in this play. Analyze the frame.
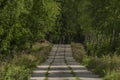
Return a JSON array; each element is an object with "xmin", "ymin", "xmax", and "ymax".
[
  {"xmin": 71, "ymin": 43, "xmax": 120, "ymax": 80},
  {"xmin": 0, "ymin": 42, "xmax": 52, "ymax": 80},
  {"xmin": 0, "ymin": 0, "xmax": 57, "ymax": 79}
]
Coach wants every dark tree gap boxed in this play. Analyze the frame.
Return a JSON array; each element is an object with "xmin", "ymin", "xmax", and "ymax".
[{"xmin": 50, "ymin": 0, "xmax": 84, "ymax": 44}]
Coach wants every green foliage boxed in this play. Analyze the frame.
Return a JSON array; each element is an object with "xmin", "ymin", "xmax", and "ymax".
[
  {"xmin": 71, "ymin": 43, "xmax": 86, "ymax": 63},
  {"xmin": 0, "ymin": 65, "xmax": 30, "ymax": 80},
  {"xmin": 0, "ymin": 44, "xmax": 51, "ymax": 80},
  {"xmin": 1, "ymin": 0, "xmax": 119, "ymax": 55},
  {"xmin": 72, "ymin": 43, "xmax": 120, "ymax": 80},
  {"xmin": 86, "ymin": 55, "xmax": 120, "ymax": 79},
  {"xmin": 104, "ymin": 71, "xmax": 120, "ymax": 80},
  {"xmin": 56, "ymin": 0, "xmax": 120, "ymax": 55},
  {"xmin": 0, "ymin": 0, "xmax": 60, "ymax": 54}
]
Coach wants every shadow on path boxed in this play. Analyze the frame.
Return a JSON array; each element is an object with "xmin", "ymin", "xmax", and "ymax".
[{"xmin": 30, "ymin": 44, "xmax": 102, "ymax": 80}]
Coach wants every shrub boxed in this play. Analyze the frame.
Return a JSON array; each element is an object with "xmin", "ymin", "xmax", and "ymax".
[
  {"xmin": 11, "ymin": 54, "xmax": 37, "ymax": 68},
  {"xmin": 0, "ymin": 64, "xmax": 30, "ymax": 80},
  {"xmin": 71, "ymin": 43, "xmax": 120, "ymax": 80},
  {"xmin": 104, "ymin": 71, "xmax": 120, "ymax": 80},
  {"xmin": 0, "ymin": 43, "xmax": 52, "ymax": 80},
  {"xmin": 71, "ymin": 43, "xmax": 86, "ymax": 63}
]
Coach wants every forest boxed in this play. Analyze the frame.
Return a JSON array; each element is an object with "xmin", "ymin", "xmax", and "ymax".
[{"xmin": 0, "ymin": 0, "xmax": 120, "ymax": 80}]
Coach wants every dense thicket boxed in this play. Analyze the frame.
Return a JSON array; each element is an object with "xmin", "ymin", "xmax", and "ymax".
[
  {"xmin": 0, "ymin": 0, "xmax": 120, "ymax": 56},
  {"xmin": 51, "ymin": 0, "xmax": 85, "ymax": 44},
  {"xmin": 0, "ymin": 0, "xmax": 60, "ymax": 54},
  {"xmin": 60, "ymin": 0, "xmax": 120, "ymax": 56}
]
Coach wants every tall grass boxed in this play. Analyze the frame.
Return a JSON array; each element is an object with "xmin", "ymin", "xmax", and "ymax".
[
  {"xmin": 71, "ymin": 43, "xmax": 120, "ymax": 80},
  {"xmin": 0, "ymin": 43, "xmax": 52, "ymax": 80}
]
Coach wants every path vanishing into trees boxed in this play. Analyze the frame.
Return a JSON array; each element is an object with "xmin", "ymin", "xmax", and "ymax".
[{"xmin": 30, "ymin": 44, "xmax": 102, "ymax": 80}]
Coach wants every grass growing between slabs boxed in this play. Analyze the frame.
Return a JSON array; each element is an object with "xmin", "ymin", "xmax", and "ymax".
[
  {"xmin": 44, "ymin": 55, "xmax": 55, "ymax": 80},
  {"xmin": 64, "ymin": 47, "xmax": 81, "ymax": 80},
  {"xmin": 0, "ymin": 42, "xmax": 52, "ymax": 80},
  {"xmin": 71, "ymin": 43, "xmax": 120, "ymax": 80}
]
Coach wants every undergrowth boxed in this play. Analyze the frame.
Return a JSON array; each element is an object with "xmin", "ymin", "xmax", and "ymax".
[
  {"xmin": 0, "ymin": 43, "xmax": 52, "ymax": 80},
  {"xmin": 71, "ymin": 43, "xmax": 120, "ymax": 80}
]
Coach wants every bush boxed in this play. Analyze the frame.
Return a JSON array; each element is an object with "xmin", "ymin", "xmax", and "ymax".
[
  {"xmin": 71, "ymin": 43, "xmax": 86, "ymax": 63},
  {"xmin": 87, "ymin": 56, "xmax": 111, "ymax": 76},
  {"xmin": 71, "ymin": 43, "xmax": 120, "ymax": 80},
  {"xmin": 11, "ymin": 54, "xmax": 37, "ymax": 68},
  {"xmin": 0, "ymin": 65, "xmax": 30, "ymax": 80},
  {"xmin": 0, "ymin": 43, "xmax": 52, "ymax": 80},
  {"xmin": 104, "ymin": 71, "xmax": 120, "ymax": 80},
  {"xmin": 85, "ymin": 55, "xmax": 120, "ymax": 78}
]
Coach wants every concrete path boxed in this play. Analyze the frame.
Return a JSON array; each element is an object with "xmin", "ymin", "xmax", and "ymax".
[{"xmin": 30, "ymin": 44, "xmax": 102, "ymax": 80}]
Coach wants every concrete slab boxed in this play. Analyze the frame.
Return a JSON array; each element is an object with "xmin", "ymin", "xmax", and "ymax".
[
  {"xmin": 50, "ymin": 65, "xmax": 69, "ymax": 69},
  {"xmin": 49, "ymin": 70, "xmax": 71, "ymax": 73},
  {"xmin": 30, "ymin": 45, "xmax": 103, "ymax": 80},
  {"xmin": 65, "ymin": 57, "xmax": 74, "ymax": 60},
  {"xmin": 30, "ymin": 77, "xmax": 45, "ymax": 80},
  {"xmin": 48, "ymin": 77, "xmax": 76, "ymax": 80},
  {"xmin": 48, "ymin": 73, "xmax": 73, "ymax": 77},
  {"xmin": 50, "ymin": 67, "xmax": 70, "ymax": 71},
  {"xmin": 54, "ymin": 59, "xmax": 64, "ymax": 62},
  {"xmin": 67, "ymin": 62, "xmax": 80, "ymax": 65},
  {"xmin": 48, "ymin": 56, "xmax": 55, "ymax": 59},
  {"xmin": 52, "ymin": 63, "xmax": 66, "ymax": 65},
  {"xmin": 45, "ymin": 59, "xmax": 53, "ymax": 62},
  {"xmin": 56, "ymin": 53, "xmax": 64, "ymax": 56},
  {"xmin": 80, "ymin": 78, "xmax": 102, "ymax": 80},
  {"xmin": 54, "ymin": 56, "xmax": 64, "ymax": 59}
]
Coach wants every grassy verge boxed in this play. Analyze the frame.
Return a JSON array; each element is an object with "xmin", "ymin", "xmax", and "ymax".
[
  {"xmin": 0, "ymin": 42, "xmax": 52, "ymax": 80},
  {"xmin": 71, "ymin": 43, "xmax": 120, "ymax": 80}
]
